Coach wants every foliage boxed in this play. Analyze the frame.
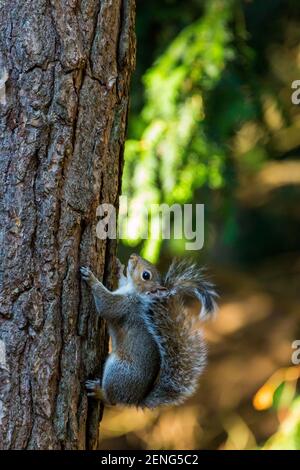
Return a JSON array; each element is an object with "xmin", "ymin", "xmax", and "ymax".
[
  {"xmin": 114, "ymin": 0, "xmax": 300, "ymax": 451},
  {"xmin": 121, "ymin": 0, "xmax": 300, "ymax": 266},
  {"xmin": 122, "ymin": 0, "xmax": 234, "ymax": 260},
  {"xmin": 253, "ymin": 367, "xmax": 300, "ymax": 450}
]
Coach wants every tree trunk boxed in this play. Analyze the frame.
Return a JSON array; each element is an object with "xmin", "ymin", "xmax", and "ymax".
[{"xmin": 0, "ymin": 0, "xmax": 135, "ymax": 450}]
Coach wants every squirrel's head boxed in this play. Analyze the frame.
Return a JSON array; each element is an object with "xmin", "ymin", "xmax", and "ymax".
[{"xmin": 127, "ymin": 253, "xmax": 165, "ymax": 294}]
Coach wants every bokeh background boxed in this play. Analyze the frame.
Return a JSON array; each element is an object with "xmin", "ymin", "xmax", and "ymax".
[{"xmin": 102, "ymin": 0, "xmax": 300, "ymax": 449}]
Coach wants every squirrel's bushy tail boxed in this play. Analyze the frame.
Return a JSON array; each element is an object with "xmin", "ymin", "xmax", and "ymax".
[
  {"xmin": 164, "ymin": 258, "xmax": 218, "ymax": 318},
  {"xmin": 140, "ymin": 259, "xmax": 217, "ymax": 409}
]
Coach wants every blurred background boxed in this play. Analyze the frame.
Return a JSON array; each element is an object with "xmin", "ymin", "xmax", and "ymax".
[{"xmin": 103, "ymin": 0, "xmax": 300, "ymax": 449}]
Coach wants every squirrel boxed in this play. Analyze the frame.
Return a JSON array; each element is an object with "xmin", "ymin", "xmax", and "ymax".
[{"xmin": 80, "ymin": 253, "xmax": 217, "ymax": 408}]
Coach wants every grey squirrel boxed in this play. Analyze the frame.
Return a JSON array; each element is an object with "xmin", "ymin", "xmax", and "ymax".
[{"xmin": 80, "ymin": 253, "xmax": 217, "ymax": 408}]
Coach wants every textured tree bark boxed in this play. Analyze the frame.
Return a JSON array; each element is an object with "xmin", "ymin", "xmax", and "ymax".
[{"xmin": 0, "ymin": 0, "xmax": 135, "ymax": 450}]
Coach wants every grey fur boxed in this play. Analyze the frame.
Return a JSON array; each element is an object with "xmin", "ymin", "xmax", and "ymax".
[
  {"xmin": 164, "ymin": 258, "xmax": 218, "ymax": 318},
  {"xmin": 81, "ymin": 266, "xmax": 160, "ymax": 406},
  {"xmin": 80, "ymin": 258, "xmax": 217, "ymax": 408}
]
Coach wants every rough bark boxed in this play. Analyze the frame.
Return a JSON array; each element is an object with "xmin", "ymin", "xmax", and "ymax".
[{"xmin": 0, "ymin": 0, "xmax": 136, "ymax": 450}]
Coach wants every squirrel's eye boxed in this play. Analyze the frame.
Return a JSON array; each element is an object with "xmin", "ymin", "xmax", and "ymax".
[{"xmin": 142, "ymin": 270, "xmax": 152, "ymax": 281}]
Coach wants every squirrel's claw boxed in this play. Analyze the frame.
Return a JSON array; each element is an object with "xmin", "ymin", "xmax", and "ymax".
[
  {"xmin": 80, "ymin": 266, "xmax": 91, "ymax": 277},
  {"xmin": 80, "ymin": 266, "xmax": 95, "ymax": 284},
  {"xmin": 85, "ymin": 379, "xmax": 103, "ymax": 400},
  {"xmin": 85, "ymin": 379, "xmax": 101, "ymax": 388}
]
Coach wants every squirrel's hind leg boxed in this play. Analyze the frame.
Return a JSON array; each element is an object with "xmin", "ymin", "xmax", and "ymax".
[
  {"xmin": 85, "ymin": 379, "xmax": 104, "ymax": 400},
  {"xmin": 101, "ymin": 354, "xmax": 147, "ymax": 406}
]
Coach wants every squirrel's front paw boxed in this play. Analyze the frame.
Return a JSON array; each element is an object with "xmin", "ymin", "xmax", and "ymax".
[
  {"xmin": 85, "ymin": 379, "xmax": 103, "ymax": 400},
  {"xmin": 80, "ymin": 266, "xmax": 95, "ymax": 285}
]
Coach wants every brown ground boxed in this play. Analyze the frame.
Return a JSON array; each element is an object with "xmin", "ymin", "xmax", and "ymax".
[{"xmin": 99, "ymin": 252, "xmax": 300, "ymax": 449}]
